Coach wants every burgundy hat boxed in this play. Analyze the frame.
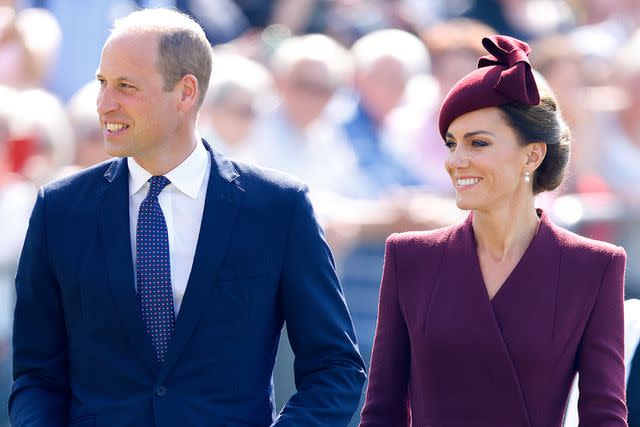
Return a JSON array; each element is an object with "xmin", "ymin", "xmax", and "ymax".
[{"xmin": 438, "ymin": 35, "xmax": 540, "ymax": 139}]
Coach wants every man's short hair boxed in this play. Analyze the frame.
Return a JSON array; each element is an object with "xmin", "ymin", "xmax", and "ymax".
[{"xmin": 112, "ymin": 8, "xmax": 213, "ymax": 109}]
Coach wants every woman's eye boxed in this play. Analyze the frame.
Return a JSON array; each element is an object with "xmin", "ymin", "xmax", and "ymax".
[
  {"xmin": 472, "ymin": 140, "xmax": 489, "ymax": 147},
  {"xmin": 444, "ymin": 141, "xmax": 456, "ymax": 150}
]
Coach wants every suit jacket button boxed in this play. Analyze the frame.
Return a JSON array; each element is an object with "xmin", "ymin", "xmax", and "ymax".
[{"xmin": 155, "ymin": 385, "xmax": 167, "ymax": 397}]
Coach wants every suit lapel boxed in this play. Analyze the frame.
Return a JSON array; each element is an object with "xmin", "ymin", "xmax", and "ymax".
[
  {"xmin": 97, "ymin": 158, "xmax": 156, "ymax": 368},
  {"xmin": 158, "ymin": 141, "xmax": 243, "ymax": 382}
]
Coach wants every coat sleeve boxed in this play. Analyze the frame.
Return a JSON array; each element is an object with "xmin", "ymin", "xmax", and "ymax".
[
  {"xmin": 359, "ymin": 236, "xmax": 411, "ymax": 427},
  {"xmin": 576, "ymin": 248, "xmax": 628, "ymax": 426},
  {"xmin": 9, "ymin": 190, "xmax": 69, "ymax": 427},
  {"xmin": 272, "ymin": 186, "xmax": 366, "ymax": 427}
]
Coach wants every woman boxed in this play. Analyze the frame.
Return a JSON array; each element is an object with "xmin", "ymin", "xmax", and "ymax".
[{"xmin": 359, "ymin": 35, "xmax": 628, "ymax": 427}]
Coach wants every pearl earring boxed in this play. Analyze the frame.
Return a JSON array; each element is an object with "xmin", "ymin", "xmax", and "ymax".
[{"xmin": 524, "ymin": 171, "xmax": 531, "ymax": 183}]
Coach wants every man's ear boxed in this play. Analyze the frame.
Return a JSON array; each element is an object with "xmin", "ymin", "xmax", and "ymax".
[{"xmin": 177, "ymin": 74, "xmax": 199, "ymax": 111}]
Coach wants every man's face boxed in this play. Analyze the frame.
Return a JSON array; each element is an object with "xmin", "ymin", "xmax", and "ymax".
[{"xmin": 96, "ymin": 30, "xmax": 179, "ymax": 164}]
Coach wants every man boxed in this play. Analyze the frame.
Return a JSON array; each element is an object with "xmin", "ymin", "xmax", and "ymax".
[{"xmin": 9, "ymin": 8, "xmax": 365, "ymax": 427}]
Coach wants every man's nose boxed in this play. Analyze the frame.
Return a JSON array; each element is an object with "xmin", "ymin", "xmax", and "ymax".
[{"xmin": 96, "ymin": 86, "xmax": 117, "ymax": 115}]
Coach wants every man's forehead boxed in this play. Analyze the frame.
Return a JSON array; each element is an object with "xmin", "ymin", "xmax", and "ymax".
[
  {"xmin": 106, "ymin": 28, "xmax": 158, "ymax": 47},
  {"xmin": 97, "ymin": 32, "xmax": 161, "ymax": 80}
]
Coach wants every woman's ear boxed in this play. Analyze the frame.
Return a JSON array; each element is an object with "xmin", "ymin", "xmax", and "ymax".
[{"xmin": 526, "ymin": 142, "xmax": 547, "ymax": 171}]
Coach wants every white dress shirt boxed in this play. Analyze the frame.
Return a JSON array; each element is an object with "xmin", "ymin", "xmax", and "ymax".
[{"xmin": 128, "ymin": 141, "xmax": 210, "ymax": 314}]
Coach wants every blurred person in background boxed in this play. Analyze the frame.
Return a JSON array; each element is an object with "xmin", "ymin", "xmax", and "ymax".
[
  {"xmin": 0, "ymin": 4, "xmax": 60, "ymax": 89},
  {"xmin": 531, "ymin": 34, "xmax": 600, "ymax": 193},
  {"xmin": 10, "ymin": 8, "xmax": 365, "ymax": 426},
  {"xmin": 253, "ymin": 33, "xmax": 367, "ymax": 199},
  {"xmin": 0, "ymin": 85, "xmax": 36, "ymax": 427},
  {"xmin": 324, "ymin": 0, "xmax": 441, "ymax": 47},
  {"xmin": 361, "ymin": 35, "xmax": 627, "ymax": 426},
  {"xmin": 530, "ymin": 34, "xmax": 627, "ymax": 251},
  {"xmin": 233, "ymin": 0, "xmax": 327, "ymax": 34},
  {"xmin": 66, "ymin": 80, "xmax": 111, "ymax": 169},
  {"xmin": 567, "ymin": 0, "xmax": 640, "ymax": 62},
  {"xmin": 461, "ymin": 0, "xmax": 575, "ymax": 41},
  {"xmin": 596, "ymin": 30, "xmax": 640, "ymax": 207},
  {"xmin": 564, "ymin": 298, "xmax": 640, "ymax": 426},
  {"xmin": 338, "ymin": 28, "xmax": 426, "ymax": 195},
  {"xmin": 8, "ymin": 88, "xmax": 74, "ymax": 185},
  {"xmin": 575, "ymin": 29, "xmax": 640, "ymax": 298},
  {"xmin": 198, "ymin": 51, "xmax": 272, "ymax": 165}
]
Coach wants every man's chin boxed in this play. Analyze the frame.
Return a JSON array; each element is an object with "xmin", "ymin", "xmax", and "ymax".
[{"xmin": 104, "ymin": 143, "xmax": 130, "ymax": 159}]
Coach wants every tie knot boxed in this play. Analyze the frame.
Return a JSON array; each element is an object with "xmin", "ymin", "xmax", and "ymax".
[{"xmin": 148, "ymin": 176, "xmax": 171, "ymax": 198}]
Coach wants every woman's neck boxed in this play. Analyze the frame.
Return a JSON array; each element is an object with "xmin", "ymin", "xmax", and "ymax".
[{"xmin": 472, "ymin": 199, "xmax": 540, "ymax": 262}]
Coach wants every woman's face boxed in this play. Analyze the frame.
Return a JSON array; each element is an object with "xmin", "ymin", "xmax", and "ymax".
[{"xmin": 444, "ymin": 107, "xmax": 533, "ymax": 212}]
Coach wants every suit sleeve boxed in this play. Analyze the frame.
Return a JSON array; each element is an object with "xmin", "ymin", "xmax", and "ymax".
[
  {"xmin": 9, "ymin": 190, "xmax": 69, "ymax": 427},
  {"xmin": 359, "ymin": 236, "xmax": 411, "ymax": 427},
  {"xmin": 272, "ymin": 186, "xmax": 366, "ymax": 427},
  {"xmin": 576, "ymin": 248, "xmax": 628, "ymax": 426}
]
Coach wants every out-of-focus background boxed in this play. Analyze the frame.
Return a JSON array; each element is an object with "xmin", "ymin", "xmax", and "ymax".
[{"xmin": 1, "ymin": 0, "xmax": 640, "ymax": 425}]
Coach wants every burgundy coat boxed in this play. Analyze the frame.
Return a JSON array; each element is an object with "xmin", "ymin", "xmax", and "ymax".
[{"xmin": 360, "ymin": 211, "xmax": 627, "ymax": 427}]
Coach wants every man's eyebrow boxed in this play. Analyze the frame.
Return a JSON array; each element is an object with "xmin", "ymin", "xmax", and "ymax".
[{"xmin": 94, "ymin": 74, "xmax": 136, "ymax": 82}]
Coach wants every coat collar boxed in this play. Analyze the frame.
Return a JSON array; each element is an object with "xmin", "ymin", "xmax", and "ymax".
[{"xmin": 425, "ymin": 209, "xmax": 560, "ymax": 427}]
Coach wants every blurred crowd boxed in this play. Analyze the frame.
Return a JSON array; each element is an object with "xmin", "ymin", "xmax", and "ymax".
[{"xmin": 2, "ymin": 0, "xmax": 640, "ymax": 425}]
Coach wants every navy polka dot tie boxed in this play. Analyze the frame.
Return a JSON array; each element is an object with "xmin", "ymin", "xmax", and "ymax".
[{"xmin": 136, "ymin": 175, "xmax": 175, "ymax": 364}]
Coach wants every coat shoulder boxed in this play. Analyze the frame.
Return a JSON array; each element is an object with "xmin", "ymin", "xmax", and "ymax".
[
  {"xmin": 386, "ymin": 223, "xmax": 458, "ymax": 255},
  {"xmin": 387, "ymin": 223, "xmax": 458, "ymax": 246},
  {"xmin": 231, "ymin": 159, "xmax": 307, "ymax": 195},
  {"xmin": 551, "ymin": 223, "xmax": 626, "ymax": 261},
  {"xmin": 41, "ymin": 159, "xmax": 117, "ymax": 199}
]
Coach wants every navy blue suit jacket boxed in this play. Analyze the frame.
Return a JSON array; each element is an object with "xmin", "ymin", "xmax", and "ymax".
[{"xmin": 10, "ymin": 140, "xmax": 366, "ymax": 427}]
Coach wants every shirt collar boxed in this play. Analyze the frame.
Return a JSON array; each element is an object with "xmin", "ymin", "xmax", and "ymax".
[{"xmin": 127, "ymin": 140, "xmax": 209, "ymax": 199}]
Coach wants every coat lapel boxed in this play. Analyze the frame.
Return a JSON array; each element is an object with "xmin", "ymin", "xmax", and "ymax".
[
  {"xmin": 97, "ymin": 158, "xmax": 156, "ymax": 368},
  {"xmin": 428, "ymin": 213, "xmax": 532, "ymax": 426},
  {"xmin": 157, "ymin": 141, "xmax": 243, "ymax": 382},
  {"xmin": 489, "ymin": 212, "xmax": 561, "ymax": 342},
  {"xmin": 468, "ymin": 210, "xmax": 561, "ymax": 427}
]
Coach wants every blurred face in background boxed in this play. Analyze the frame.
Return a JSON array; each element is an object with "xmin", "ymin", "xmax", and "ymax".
[
  {"xmin": 433, "ymin": 49, "xmax": 479, "ymax": 100},
  {"xmin": 206, "ymin": 88, "xmax": 257, "ymax": 145},
  {"xmin": 278, "ymin": 58, "xmax": 334, "ymax": 128},
  {"xmin": 0, "ymin": 6, "xmax": 30, "ymax": 88},
  {"xmin": 356, "ymin": 56, "xmax": 406, "ymax": 124}
]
